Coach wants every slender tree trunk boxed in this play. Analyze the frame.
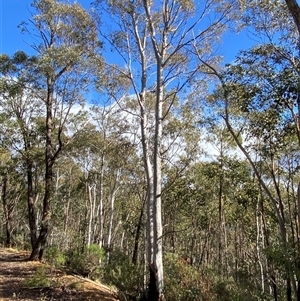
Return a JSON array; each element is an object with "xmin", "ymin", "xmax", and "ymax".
[
  {"xmin": 132, "ymin": 196, "xmax": 146, "ymax": 264},
  {"xmin": 98, "ymin": 192, "xmax": 104, "ymax": 248},
  {"xmin": 27, "ymin": 159, "xmax": 37, "ymax": 248},
  {"xmin": 107, "ymin": 169, "xmax": 120, "ymax": 262},
  {"xmin": 98, "ymin": 156, "xmax": 104, "ymax": 248},
  {"xmin": 2, "ymin": 175, "xmax": 11, "ymax": 247},
  {"xmin": 199, "ymin": 215, "xmax": 213, "ymax": 267},
  {"xmin": 139, "ymin": 93, "xmax": 156, "ymax": 300},
  {"xmin": 87, "ymin": 185, "xmax": 94, "ymax": 246},
  {"xmin": 256, "ymin": 200, "xmax": 265, "ymax": 294},
  {"xmin": 222, "ymin": 208, "xmax": 229, "ymax": 277},
  {"xmin": 218, "ymin": 145, "xmax": 224, "ymax": 275},
  {"xmin": 63, "ymin": 176, "xmax": 72, "ymax": 235},
  {"xmin": 92, "ymin": 186, "xmax": 98, "ymax": 244},
  {"xmin": 30, "ymin": 80, "xmax": 54, "ymax": 261},
  {"xmin": 261, "ymin": 198, "xmax": 278, "ymax": 301}
]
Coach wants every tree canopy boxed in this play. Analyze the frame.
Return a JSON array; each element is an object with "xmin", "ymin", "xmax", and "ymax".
[{"xmin": 1, "ymin": 0, "xmax": 300, "ymax": 300}]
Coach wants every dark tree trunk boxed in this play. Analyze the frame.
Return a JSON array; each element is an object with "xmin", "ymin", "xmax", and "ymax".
[
  {"xmin": 287, "ymin": 277, "xmax": 292, "ymax": 301},
  {"xmin": 27, "ymin": 159, "xmax": 37, "ymax": 248},
  {"xmin": 270, "ymin": 274, "xmax": 278, "ymax": 301},
  {"xmin": 297, "ymin": 279, "xmax": 300, "ymax": 301},
  {"xmin": 29, "ymin": 223, "xmax": 49, "ymax": 260},
  {"xmin": 29, "ymin": 81, "xmax": 54, "ymax": 261},
  {"xmin": 147, "ymin": 265, "xmax": 159, "ymax": 301},
  {"xmin": 29, "ymin": 175, "xmax": 52, "ymax": 260},
  {"xmin": 132, "ymin": 197, "xmax": 146, "ymax": 265},
  {"xmin": 284, "ymin": 0, "xmax": 300, "ymax": 34},
  {"xmin": 29, "ymin": 153, "xmax": 53, "ymax": 260},
  {"xmin": 2, "ymin": 175, "xmax": 12, "ymax": 247}
]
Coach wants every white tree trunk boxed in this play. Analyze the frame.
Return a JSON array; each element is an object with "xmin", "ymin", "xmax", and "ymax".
[
  {"xmin": 98, "ymin": 157, "xmax": 105, "ymax": 248},
  {"xmin": 107, "ymin": 169, "xmax": 121, "ymax": 262},
  {"xmin": 153, "ymin": 63, "xmax": 164, "ymax": 297},
  {"xmin": 256, "ymin": 201, "xmax": 265, "ymax": 294},
  {"xmin": 87, "ymin": 185, "xmax": 95, "ymax": 246}
]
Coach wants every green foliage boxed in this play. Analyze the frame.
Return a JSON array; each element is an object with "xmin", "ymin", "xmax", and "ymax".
[
  {"xmin": 163, "ymin": 253, "xmax": 267, "ymax": 301},
  {"xmin": 45, "ymin": 246, "xmax": 66, "ymax": 268},
  {"xmin": 23, "ymin": 266, "xmax": 50, "ymax": 288},
  {"xmin": 66, "ymin": 244, "xmax": 105, "ymax": 280},
  {"xmin": 211, "ymin": 276, "xmax": 262, "ymax": 301},
  {"xmin": 164, "ymin": 253, "xmax": 202, "ymax": 301},
  {"xmin": 264, "ymin": 241, "xmax": 299, "ymax": 278},
  {"xmin": 12, "ymin": 233, "xmax": 31, "ymax": 251},
  {"xmin": 103, "ymin": 250, "xmax": 143, "ymax": 298}
]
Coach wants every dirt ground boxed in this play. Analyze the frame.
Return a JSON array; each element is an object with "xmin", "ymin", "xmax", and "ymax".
[{"xmin": 0, "ymin": 248, "xmax": 119, "ymax": 301}]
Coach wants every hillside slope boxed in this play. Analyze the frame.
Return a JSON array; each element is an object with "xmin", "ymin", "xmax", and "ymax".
[{"xmin": 0, "ymin": 248, "xmax": 119, "ymax": 301}]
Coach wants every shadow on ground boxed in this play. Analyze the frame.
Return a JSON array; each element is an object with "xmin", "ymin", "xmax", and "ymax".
[{"xmin": 0, "ymin": 248, "xmax": 118, "ymax": 301}]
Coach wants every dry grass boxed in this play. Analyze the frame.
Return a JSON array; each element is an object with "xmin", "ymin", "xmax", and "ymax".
[{"xmin": 0, "ymin": 248, "xmax": 119, "ymax": 301}]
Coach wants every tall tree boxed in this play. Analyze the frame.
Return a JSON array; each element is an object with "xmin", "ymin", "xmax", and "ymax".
[
  {"xmin": 19, "ymin": 0, "xmax": 101, "ymax": 260},
  {"xmin": 94, "ymin": 0, "xmax": 233, "ymax": 299},
  {"xmin": 202, "ymin": 43, "xmax": 300, "ymax": 299},
  {"xmin": 0, "ymin": 51, "xmax": 44, "ymax": 249}
]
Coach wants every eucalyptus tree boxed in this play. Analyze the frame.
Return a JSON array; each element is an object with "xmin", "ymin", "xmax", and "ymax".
[
  {"xmin": 93, "ymin": 0, "xmax": 233, "ymax": 298},
  {"xmin": 162, "ymin": 155, "xmax": 261, "ymax": 299},
  {"xmin": 202, "ymin": 44, "xmax": 300, "ymax": 299},
  {"xmin": 17, "ymin": 0, "xmax": 102, "ymax": 260},
  {"xmin": 189, "ymin": 0, "xmax": 300, "ymax": 296},
  {"xmin": 64, "ymin": 103, "xmax": 141, "ymax": 255},
  {"xmin": 0, "ymin": 51, "xmax": 45, "ymax": 249},
  {"xmin": 203, "ymin": 124, "xmax": 238, "ymax": 274},
  {"xmin": 0, "ymin": 148, "xmax": 25, "ymax": 247}
]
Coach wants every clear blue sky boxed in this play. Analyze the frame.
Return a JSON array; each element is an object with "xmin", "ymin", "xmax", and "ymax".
[
  {"xmin": 1, "ymin": 0, "xmax": 35, "ymax": 54},
  {"xmin": 0, "ymin": 0, "xmax": 255, "ymax": 63}
]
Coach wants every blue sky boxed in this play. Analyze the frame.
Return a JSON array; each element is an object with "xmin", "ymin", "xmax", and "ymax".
[
  {"xmin": 1, "ymin": 0, "xmax": 34, "ymax": 54},
  {"xmin": 0, "ymin": 0, "xmax": 255, "ymax": 62},
  {"xmin": 0, "ymin": 0, "xmax": 90, "ymax": 55}
]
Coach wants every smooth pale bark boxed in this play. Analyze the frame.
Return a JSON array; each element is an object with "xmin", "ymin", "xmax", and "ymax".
[
  {"xmin": 98, "ymin": 156, "xmax": 105, "ymax": 248},
  {"xmin": 91, "ymin": 186, "xmax": 98, "ymax": 245},
  {"xmin": 98, "ymin": 190, "xmax": 104, "ymax": 248},
  {"xmin": 106, "ymin": 169, "xmax": 121, "ymax": 262},
  {"xmin": 139, "ymin": 90, "xmax": 156, "ymax": 297},
  {"xmin": 128, "ymin": 16, "xmax": 157, "ymax": 294},
  {"xmin": 142, "ymin": 2, "xmax": 166, "ymax": 298},
  {"xmin": 152, "ymin": 65, "xmax": 164, "ymax": 299},
  {"xmin": 95, "ymin": 0, "xmax": 228, "ymax": 298},
  {"xmin": 256, "ymin": 201, "xmax": 265, "ymax": 294},
  {"xmin": 87, "ymin": 185, "xmax": 94, "ymax": 246}
]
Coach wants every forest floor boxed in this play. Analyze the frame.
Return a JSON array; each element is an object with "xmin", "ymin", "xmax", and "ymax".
[{"xmin": 0, "ymin": 248, "xmax": 119, "ymax": 301}]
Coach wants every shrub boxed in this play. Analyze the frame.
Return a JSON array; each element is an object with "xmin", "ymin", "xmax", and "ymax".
[
  {"xmin": 45, "ymin": 246, "xmax": 66, "ymax": 268},
  {"xmin": 164, "ymin": 253, "xmax": 202, "ymax": 301},
  {"xmin": 66, "ymin": 244, "xmax": 105, "ymax": 280},
  {"xmin": 103, "ymin": 250, "xmax": 143, "ymax": 299},
  {"xmin": 23, "ymin": 266, "xmax": 50, "ymax": 288}
]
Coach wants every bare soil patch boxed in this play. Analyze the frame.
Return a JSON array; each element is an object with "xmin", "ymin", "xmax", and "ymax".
[{"xmin": 0, "ymin": 248, "xmax": 119, "ymax": 301}]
